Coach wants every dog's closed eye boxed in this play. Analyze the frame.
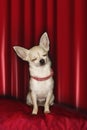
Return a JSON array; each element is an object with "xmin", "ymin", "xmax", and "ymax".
[
  {"xmin": 31, "ymin": 58, "xmax": 37, "ymax": 62},
  {"xmin": 43, "ymin": 54, "xmax": 47, "ymax": 57}
]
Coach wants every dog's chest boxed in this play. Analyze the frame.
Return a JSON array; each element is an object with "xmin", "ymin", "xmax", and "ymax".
[{"xmin": 30, "ymin": 78, "xmax": 54, "ymax": 98}]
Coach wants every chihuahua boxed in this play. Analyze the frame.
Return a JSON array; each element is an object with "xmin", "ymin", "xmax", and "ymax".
[{"xmin": 13, "ymin": 32, "xmax": 54, "ymax": 114}]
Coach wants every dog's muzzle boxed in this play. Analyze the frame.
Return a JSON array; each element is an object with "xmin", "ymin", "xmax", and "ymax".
[{"xmin": 39, "ymin": 59, "xmax": 45, "ymax": 65}]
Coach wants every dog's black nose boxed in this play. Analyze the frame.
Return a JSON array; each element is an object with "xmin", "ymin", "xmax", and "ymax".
[{"xmin": 40, "ymin": 59, "xmax": 45, "ymax": 65}]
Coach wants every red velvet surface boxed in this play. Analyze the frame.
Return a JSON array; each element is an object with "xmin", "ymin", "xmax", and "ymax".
[{"xmin": 0, "ymin": 98, "xmax": 87, "ymax": 130}]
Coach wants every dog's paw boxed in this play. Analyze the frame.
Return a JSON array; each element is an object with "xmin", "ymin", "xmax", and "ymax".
[
  {"xmin": 44, "ymin": 110, "xmax": 50, "ymax": 114},
  {"xmin": 32, "ymin": 109, "xmax": 38, "ymax": 115},
  {"xmin": 44, "ymin": 106, "xmax": 50, "ymax": 114}
]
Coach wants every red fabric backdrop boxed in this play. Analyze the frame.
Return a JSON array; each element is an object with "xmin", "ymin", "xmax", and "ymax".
[{"xmin": 0, "ymin": 0, "xmax": 87, "ymax": 111}]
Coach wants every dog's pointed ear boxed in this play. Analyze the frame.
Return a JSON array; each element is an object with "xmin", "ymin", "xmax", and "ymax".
[
  {"xmin": 13, "ymin": 46, "xmax": 29, "ymax": 61},
  {"xmin": 39, "ymin": 32, "xmax": 50, "ymax": 51}
]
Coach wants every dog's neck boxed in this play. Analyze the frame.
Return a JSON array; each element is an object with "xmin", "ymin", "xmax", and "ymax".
[
  {"xmin": 30, "ymin": 69, "xmax": 53, "ymax": 81},
  {"xmin": 29, "ymin": 62, "xmax": 52, "ymax": 78}
]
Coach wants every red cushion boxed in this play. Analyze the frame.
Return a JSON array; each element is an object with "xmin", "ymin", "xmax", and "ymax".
[{"xmin": 0, "ymin": 98, "xmax": 87, "ymax": 130}]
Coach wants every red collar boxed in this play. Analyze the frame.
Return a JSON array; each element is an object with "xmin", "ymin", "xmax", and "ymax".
[{"xmin": 31, "ymin": 69, "xmax": 54, "ymax": 81}]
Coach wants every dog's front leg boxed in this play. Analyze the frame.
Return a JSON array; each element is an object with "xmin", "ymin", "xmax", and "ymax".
[
  {"xmin": 31, "ymin": 92, "xmax": 38, "ymax": 115},
  {"xmin": 44, "ymin": 91, "xmax": 53, "ymax": 113}
]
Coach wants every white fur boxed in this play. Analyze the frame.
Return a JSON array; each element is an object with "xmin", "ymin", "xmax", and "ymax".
[{"xmin": 13, "ymin": 32, "xmax": 54, "ymax": 114}]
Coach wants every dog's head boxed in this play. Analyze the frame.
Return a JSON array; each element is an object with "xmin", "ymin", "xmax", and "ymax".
[{"xmin": 13, "ymin": 32, "xmax": 51, "ymax": 67}]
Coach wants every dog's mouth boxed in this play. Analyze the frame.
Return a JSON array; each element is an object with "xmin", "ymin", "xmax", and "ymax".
[{"xmin": 39, "ymin": 59, "xmax": 46, "ymax": 66}]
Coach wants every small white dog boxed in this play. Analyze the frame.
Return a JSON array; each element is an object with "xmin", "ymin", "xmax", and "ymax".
[{"xmin": 13, "ymin": 32, "xmax": 54, "ymax": 114}]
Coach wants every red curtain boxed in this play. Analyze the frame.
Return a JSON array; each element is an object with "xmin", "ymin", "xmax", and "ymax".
[{"xmin": 0, "ymin": 0, "xmax": 87, "ymax": 111}]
